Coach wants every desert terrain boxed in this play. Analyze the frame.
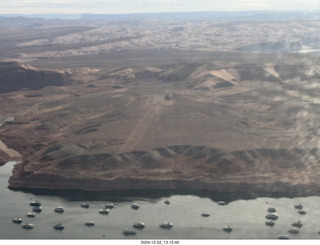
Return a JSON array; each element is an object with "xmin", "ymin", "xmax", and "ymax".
[{"xmin": 1, "ymin": 12, "xmax": 320, "ymax": 196}]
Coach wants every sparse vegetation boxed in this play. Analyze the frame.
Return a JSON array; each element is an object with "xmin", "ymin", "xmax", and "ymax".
[
  {"xmin": 165, "ymin": 93, "xmax": 172, "ymax": 100},
  {"xmin": 0, "ymin": 15, "xmax": 320, "ymax": 194}
]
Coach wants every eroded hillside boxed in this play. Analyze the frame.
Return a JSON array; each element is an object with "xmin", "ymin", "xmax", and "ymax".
[
  {"xmin": 1, "ymin": 55, "xmax": 320, "ymax": 195},
  {"xmin": 0, "ymin": 62, "xmax": 72, "ymax": 93}
]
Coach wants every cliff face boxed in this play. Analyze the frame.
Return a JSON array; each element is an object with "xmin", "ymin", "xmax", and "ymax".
[
  {"xmin": 8, "ymin": 145, "xmax": 320, "ymax": 195},
  {"xmin": 0, "ymin": 150, "xmax": 10, "ymax": 166},
  {"xmin": 2, "ymin": 57, "xmax": 320, "ymax": 196},
  {"xmin": 2, "ymin": 17, "xmax": 320, "ymax": 198},
  {"xmin": 0, "ymin": 62, "xmax": 71, "ymax": 93}
]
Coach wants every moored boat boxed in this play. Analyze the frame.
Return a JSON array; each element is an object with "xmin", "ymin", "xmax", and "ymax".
[
  {"xmin": 21, "ymin": 223, "xmax": 34, "ymax": 229},
  {"xmin": 123, "ymin": 229, "xmax": 136, "ymax": 235},
  {"xmin": 133, "ymin": 222, "xmax": 145, "ymax": 229},
  {"xmin": 105, "ymin": 203, "xmax": 114, "ymax": 209},
  {"xmin": 288, "ymin": 228, "xmax": 299, "ymax": 234},
  {"xmin": 54, "ymin": 206, "xmax": 64, "ymax": 213},
  {"xmin": 131, "ymin": 203, "xmax": 140, "ymax": 210},
  {"xmin": 26, "ymin": 212, "xmax": 35, "ymax": 218},
  {"xmin": 159, "ymin": 222, "xmax": 173, "ymax": 229},
  {"xmin": 297, "ymin": 210, "xmax": 307, "ymax": 215},
  {"xmin": 218, "ymin": 201, "xmax": 226, "ymax": 206},
  {"xmin": 81, "ymin": 203, "xmax": 90, "ymax": 209},
  {"xmin": 29, "ymin": 201, "xmax": 41, "ymax": 207},
  {"xmin": 53, "ymin": 223, "xmax": 64, "ymax": 230},
  {"xmin": 294, "ymin": 204, "xmax": 303, "ymax": 210},
  {"xmin": 223, "ymin": 226, "xmax": 232, "ymax": 232},
  {"xmin": 265, "ymin": 220, "xmax": 275, "ymax": 227},
  {"xmin": 265, "ymin": 213, "xmax": 278, "ymax": 220},
  {"xmin": 84, "ymin": 221, "xmax": 95, "ymax": 226},
  {"xmin": 201, "ymin": 213, "xmax": 210, "ymax": 217},
  {"xmin": 278, "ymin": 235, "xmax": 290, "ymax": 239},
  {"xmin": 99, "ymin": 208, "xmax": 109, "ymax": 214},
  {"xmin": 267, "ymin": 207, "xmax": 276, "ymax": 213},
  {"xmin": 32, "ymin": 206, "xmax": 42, "ymax": 213},
  {"xmin": 292, "ymin": 221, "xmax": 303, "ymax": 228},
  {"xmin": 12, "ymin": 218, "xmax": 22, "ymax": 224}
]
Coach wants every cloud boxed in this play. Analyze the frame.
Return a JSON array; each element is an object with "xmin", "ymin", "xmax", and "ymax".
[{"xmin": 0, "ymin": 0, "xmax": 319, "ymax": 14}]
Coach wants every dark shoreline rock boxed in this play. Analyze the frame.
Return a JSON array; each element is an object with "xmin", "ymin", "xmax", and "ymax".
[
  {"xmin": 0, "ymin": 150, "xmax": 10, "ymax": 166},
  {"xmin": 7, "ymin": 145, "xmax": 320, "ymax": 198},
  {"xmin": 0, "ymin": 62, "xmax": 72, "ymax": 93},
  {"xmin": 8, "ymin": 169, "xmax": 320, "ymax": 198}
]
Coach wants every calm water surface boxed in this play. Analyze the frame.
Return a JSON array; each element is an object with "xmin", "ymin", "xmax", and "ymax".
[{"xmin": 1, "ymin": 161, "xmax": 320, "ymax": 239}]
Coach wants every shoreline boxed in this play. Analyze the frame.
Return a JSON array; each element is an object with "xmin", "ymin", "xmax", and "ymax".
[
  {"xmin": 8, "ymin": 181, "xmax": 320, "ymax": 202},
  {"xmin": 10, "ymin": 186, "xmax": 318, "ymax": 200},
  {"xmin": 7, "ymin": 145, "xmax": 320, "ymax": 199},
  {"xmin": 8, "ymin": 169, "xmax": 320, "ymax": 200},
  {"xmin": 4, "ymin": 158, "xmax": 320, "ymax": 201},
  {"xmin": 0, "ymin": 139, "xmax": 21, "ymax": 165},
  {"xmin": 1, "ymin": 160, "xmax": 317, "ymax": 203}
]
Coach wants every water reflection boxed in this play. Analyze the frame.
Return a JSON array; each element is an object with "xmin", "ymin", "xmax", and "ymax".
[
  {"xmin": 2, "ymin": 161, "xmax": 320, "ymax": 239},
  {"xmin": 11, "ymin": 186, "xmax": 320, "ymax": 205}
]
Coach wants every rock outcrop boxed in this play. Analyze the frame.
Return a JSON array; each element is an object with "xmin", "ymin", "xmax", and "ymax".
[
  {"xmin": 0, "ymin": 62, "xmax": 71, "ymax": 93},
  {"xmin": 8, "ymin": 145, "xmax": 320, "ymax": 196},
  {"xmin": 2, "ymin": 57, "xmax": 320, "ymax": 197},
  {"xmin": 0, "ymin": 150, "xmax": 10, "ymax": 166}
]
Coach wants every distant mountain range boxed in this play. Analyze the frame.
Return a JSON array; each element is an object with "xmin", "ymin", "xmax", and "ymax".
[{"xmin": 0, "ymin": 11, "xmax": 319, "ymax": 22}]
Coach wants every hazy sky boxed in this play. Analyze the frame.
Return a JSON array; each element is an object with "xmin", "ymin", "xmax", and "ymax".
[{"xmin": 0, "ymin": 0, "xmax": 319, "ymax": 14}]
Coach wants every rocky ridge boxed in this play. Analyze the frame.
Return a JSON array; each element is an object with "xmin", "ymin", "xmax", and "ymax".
[
  {"xmin": 0, "ymin": 62, "xmax": 71, "ymax": 93},
  {"xmin": 8, "ymin": 145, "xmax": 320, "ymax": 195},
  {"xmin": 1, "ymin": 56, "xmax": 320, "ymax": 196}
]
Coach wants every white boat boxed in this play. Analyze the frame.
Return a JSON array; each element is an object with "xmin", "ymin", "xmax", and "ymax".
[
  {"xmin": 81, "ymin": 203, "xmax": 90, "ymax": 208},
  {"xmin": 32, "ymin": 206, "xmax": 42, "ymax": 213},
  {"xmin": 297, "ymin": 210, "xmax": 307, "ymax": 215},
  {"xmin": 105, "ymin": 203, "xmax": 114, "ymax": 209},
  {"xmin": 278, "ymin": 235, "xmax": 290, "ymax": 239},
  {"xmin": 54, "ymin": 206, "xmax": 64, "ymax": 213},
  {"xmin": 133, "ymin": 222, "xmax": 145, "ymax": 229},
  {"xmin": 123, "ymin": 229, "xmax": 136, "ymax": 235},
  {"xmin": 267, "ymin": 207, "xmax": 276, "ymax": 213},
  {"xmin": 265, "ymin": 220, "xmax": 275, "ymax": 226},
  {"xmin": 292, "ymin": 221, "xmax": 303, "ymax": 228},
  {"xmin": 159, "ymin": 222, "xmax": 173, "ymax": 229},
  {"xmin": 131, "ymin": 203, "xmax": 140, "ymax": 210},
  {"xmin": 26, "ymin": 212, "xmax": 35, "ymax": 218},
  {"xmin": 53, "ymin": 223, "xmax": 64, "ymax": 230},
  {"xmin": 288, "ymin": 228, "xmax": 299, "ymax": 234},
  {"xmin": 201, "ymin": 213, "xmax": 210, "ymax": 217},
  {"xmin": 12, "ymin": 218, "xmax": 22, "ymax": 224},
  {"xmin": 21, "ymin": 223, "xmax": 34, "ymax": 229},
  {"xmin": 99, "ymin": 208, "xmax": 109, "ymax": 214},
  {"xmin": 84, "ymin": 221, "xmax": 95, "ymax": 226},
  {"xmin": 223, "ymin": 226, "xmax": 232, "ymax": 232},
  {"xmin": 265, "ymin": 213, "xmax": 278, "ymax": 220},
  {"xmin": 218, "ymin": 201, "xmax": 226, "ymax": 206},
  {"xmin": 29, "ymin": 201, "xmax": 41, "ymax": 207}
]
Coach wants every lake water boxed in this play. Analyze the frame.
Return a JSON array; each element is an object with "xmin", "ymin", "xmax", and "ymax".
[{"xmin": 1, "ymin": 161, "xmax": 320, "ymax": 240}]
